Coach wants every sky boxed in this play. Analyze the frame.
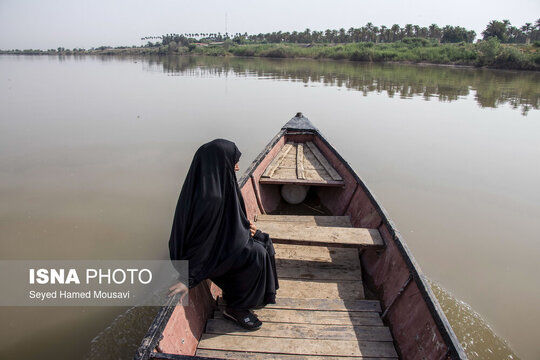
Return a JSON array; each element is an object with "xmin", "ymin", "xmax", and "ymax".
[{"xmin": 0, "ymin": 0, "xmax": 539, "ymax": 49}]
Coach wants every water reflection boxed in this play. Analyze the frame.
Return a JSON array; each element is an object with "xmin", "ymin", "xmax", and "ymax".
[{"xmin": 130, "ymin": 55, "xmax": 540, "ymax": 116}]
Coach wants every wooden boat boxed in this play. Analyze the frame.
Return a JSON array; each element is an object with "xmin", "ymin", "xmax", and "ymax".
[{"xmin": 135, "ymin": 113, "xmax": 467, "ymax": 360}]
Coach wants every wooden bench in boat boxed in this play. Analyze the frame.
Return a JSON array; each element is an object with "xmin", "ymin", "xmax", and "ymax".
[
  {"xmin": 255, "ymin": 215, "xmax": 352, "ymax": 227},
  {"xmin": 195, "ymin": 215, "xmax": 397, "ymax": 359},
  {"xmin": 255, "ymin": 215, "xmax": 384, "ymax": 248}
]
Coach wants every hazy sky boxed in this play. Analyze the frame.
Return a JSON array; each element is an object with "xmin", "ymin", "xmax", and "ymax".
[{"xmin": 1, "ymin": 0, "xmax": 539, "ymax": 49}]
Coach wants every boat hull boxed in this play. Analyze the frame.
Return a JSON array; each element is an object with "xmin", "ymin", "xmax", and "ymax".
[{"xmin": 135, "ymin": 114, "xmax": 466, "ymax": 360}]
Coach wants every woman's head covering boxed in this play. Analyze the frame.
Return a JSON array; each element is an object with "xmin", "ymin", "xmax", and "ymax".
[{"xmin": 169, "ymin": 139, "xmax": 250, "ymax": 288}]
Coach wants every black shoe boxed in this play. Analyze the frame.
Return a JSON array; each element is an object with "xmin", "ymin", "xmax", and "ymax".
[{"xmin": 222, "ymin": 308, "xmax": 262, "ymax": 331}]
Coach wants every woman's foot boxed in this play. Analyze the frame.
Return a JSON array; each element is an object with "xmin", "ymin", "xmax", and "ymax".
[{"xmin": 222, "ymin": 307, "xmax": 262, "ymax": 330}]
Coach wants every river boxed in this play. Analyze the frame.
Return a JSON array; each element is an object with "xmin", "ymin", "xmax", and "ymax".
[{"xmin": 0, "ymin": 55, "xmax": 538, "ymax": 359}]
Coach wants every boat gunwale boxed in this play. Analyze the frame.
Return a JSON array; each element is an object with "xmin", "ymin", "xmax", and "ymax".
[
  {"xmin": 134, "ymin": 115, "xmax": 467, "ymax": 360},
  {"xmin": 150, "ymin": 352, "xmax": 223, "ymax": 359},
  {"xmin": 134, "ymin": 293, "xmax": 182, "ymax": 360},
  {"xmin": 238, "ymin": 129, "xmax": 286, "ymax": 189}
]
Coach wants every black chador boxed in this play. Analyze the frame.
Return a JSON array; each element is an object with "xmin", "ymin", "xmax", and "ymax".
[{"xmin": 169, "ymin": 139, "xmax": 278, "ymax": 321}]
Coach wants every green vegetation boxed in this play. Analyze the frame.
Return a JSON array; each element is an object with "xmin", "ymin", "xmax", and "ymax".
[
  {"xmin": 188, "ymin": 39, "xmax": 537, "ymax": 70},
  {"xmin": 2, "ymin": 20, "xmax": 539, "ymax": 70}
]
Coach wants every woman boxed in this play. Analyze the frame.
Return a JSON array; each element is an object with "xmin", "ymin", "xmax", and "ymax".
[{"xmin": 168, "ymin": 139, "xmax": 278, "ymax": 330}]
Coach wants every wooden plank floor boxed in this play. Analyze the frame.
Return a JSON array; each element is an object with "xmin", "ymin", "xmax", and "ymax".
[
  {"xmin": 196, "ymin": 215, "xmax": 397, "ymax": 359},
  {"xmin": 259, "ymin": 142, "xmax": 345, "ymax": 186}
]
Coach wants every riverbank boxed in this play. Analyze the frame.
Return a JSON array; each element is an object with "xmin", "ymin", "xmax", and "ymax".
[
  {"xmin": 2, "ymin": 40, "xmax": 539, "ymax": 71},
  {"xmin": 200, "ymin": 41, "xmax": 540, "ymax": 71}
]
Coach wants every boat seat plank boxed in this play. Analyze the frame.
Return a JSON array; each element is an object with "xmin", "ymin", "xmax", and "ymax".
[
  {"xmin": 205, "ymin": 318, "xmax": 393, "ymax": 341},
  {"xmin": 197, "ymin": 334, "xmax": 397, "ymax": 358},
  {"xmin": 214, "ymin": 308, "xmax": 381, "ymax": 326},
  {"xmin": 278, "ymin": 278, "xmax": 365, "ymax": 300},
  {"xmin": 218, "ymin": 297, "xmax": 381, "ymax": 312},
  {"xmin": 255, "ymin": 222, "xmax": 384, "ymax": 248},
  {"xmin": 259, "ymin": 177, "xmax": 345, "ymax": 186},
  {"xmin": 255, "ymin": 215, "xmax": 352, "ymax": 227},
  {"xmin": 195, "ymin": 349, "xmax": 397, "ymax": 360}
]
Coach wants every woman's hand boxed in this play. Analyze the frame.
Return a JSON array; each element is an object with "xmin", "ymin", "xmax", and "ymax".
[
  {"xmin": 168, "ymin": 281, "xmax": 188, "ymax": 299},
  {"xmin": 249, "ymin": 221, "xmax": 257, "ymax": 237}
]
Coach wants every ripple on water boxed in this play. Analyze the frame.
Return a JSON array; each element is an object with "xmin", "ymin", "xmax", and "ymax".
[
  {"xmin": 85, "ymin": 306, "xmax": 160, "ymax": 360},
  {"xmin": 430, "ymin": 281, "xmax": 519, "ymax": 360}
]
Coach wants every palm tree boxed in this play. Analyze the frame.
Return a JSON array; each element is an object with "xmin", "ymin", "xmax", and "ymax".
[
  {"xmin": 338, "ymin": 28, "xmax": 346, "ymax": 43},
  {"xmin": 365, "ymin": 22, "xmax": 374, "ymax": 42},
  {"xmin": 391, "ymin": 24, "xmax": 401, "ymax": 42},
  {"xmin": 379, "ymin": 25, "xmax": 387, "ymax": 43},
  {"xmin": 404, "ymin": 24, "xmax": 413, "ymax": 37},
  {"xmin": 413, "ymin": 25, "xmax": 420, "ymax": 37},
  {"xmin": 372, "ymin": 26, "xmax": 379, "ymax": 42},
  {"xmin": 521, "ymin": 23, "xmax": 533, "ymax": 44},
  {"xmin": 324, "ymin": 29, "xmax": 332, "ymax": 43},
  {"xmin": 347, "ymin": 27, "xmax": 355, "ymax": 42},
  {"xmin": 482, "ymin": 20, "xmax": 509, "ymax": 42}
]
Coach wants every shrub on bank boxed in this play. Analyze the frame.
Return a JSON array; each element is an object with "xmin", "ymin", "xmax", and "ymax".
[
  {"xmin": 11, "ymin": 39, "xmax": 532, "ymax": 70},
  {"xmin": 230, "ymin": 46, "xmax": 256, "ymax": 57},
  {"xmin": 476, "ymin": 38, "xmax": 501, "ymax": 66},
  {"xmin": 474, "ymin": 38, "xmax": 536, "ymax": 69},
  {"xmin": 402, "ymin": 37, "xmax": 432, "ymax": 47},
  {"xmin": 260, "ymin": 46, "xmax": 291, "ymax": 58},
  {"xmin": 492, "ymin": 46, "xmax": 535, "ymax": 70}
]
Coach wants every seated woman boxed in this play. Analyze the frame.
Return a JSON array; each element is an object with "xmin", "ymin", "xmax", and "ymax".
[{"xmin": 168, "ymin": 139, "xmax": 278, "ymax": 330}]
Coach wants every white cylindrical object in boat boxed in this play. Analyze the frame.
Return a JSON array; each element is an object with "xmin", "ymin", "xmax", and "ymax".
[{"xmin": 281, "ymin": 184, "xmax": 309, "ymax": 204}]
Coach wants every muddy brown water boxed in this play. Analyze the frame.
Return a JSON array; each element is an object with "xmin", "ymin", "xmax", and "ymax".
[{"xmin": 1, "ymin": 55, "xmax": 539, "ymax": 359}]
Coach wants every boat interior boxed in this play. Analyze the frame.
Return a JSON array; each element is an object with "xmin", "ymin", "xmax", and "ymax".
[{"xmin": 136, "ymin": 115, "xmax": 465, "ymax": 360}]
